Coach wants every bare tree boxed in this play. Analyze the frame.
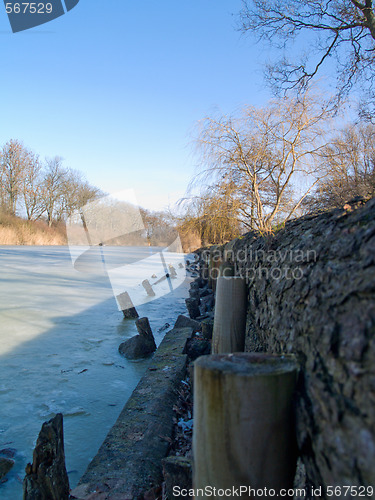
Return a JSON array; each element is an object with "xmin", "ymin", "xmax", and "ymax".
[
  {"xmin": 192, "ymin": 92, "xmax": 333, "ymax": 232},
  {"xmin": 71, "ymin": 179, "xmax": 102, "ymax": 215},
  {"xmin": 178, "ymin": 184, "xmax": 243, "ymax": 246},
  {"xmin": 22, "ymin": 151, "xmax": 44, "ymax": 220},
  {"xmin": 40, "ymin": 157, "xmax": 67, "ymax": 227},
  {"xmin": 43, "ymin": 160, "xmax": 101, "ymax": 226},
  {"xmin": 0, "ymin": 169, "xmax": 7, "ymax": 213},
  {"xmin": 239, "ymin": 0, "xmax": 375, "ymax": 114},
  {"xmin": 305, "ymin": 121, "xmax": 375, "ymax": 209},
  {"xmin": 57, "ymin": 169, "xmax": 102, "ymax": 222},
  {"xmin": 0, "ymin": 140, "xmax": 30, "ymax": 215},
  {"xmin": 0, "ymin": 140, "xmax": 104, "ymax": 229}
]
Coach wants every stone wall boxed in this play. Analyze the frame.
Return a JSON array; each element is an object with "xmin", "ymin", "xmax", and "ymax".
[{"xmin": 198, "ymin": 197, "xmax": 375, "ymax": 496}]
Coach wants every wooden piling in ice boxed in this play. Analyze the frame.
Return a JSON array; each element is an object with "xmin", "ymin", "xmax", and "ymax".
[
  {"xmin": 116, "ymin": 291, "xmax": 139, "ymax": 319},
  {"xmin": 142, "ymin": 279, "xmax": 155, "ymax": 297}
]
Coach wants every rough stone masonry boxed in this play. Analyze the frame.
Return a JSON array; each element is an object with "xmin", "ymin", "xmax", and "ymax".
[{"xmin": 198, "ymin": 197, "xmax": 375, "ymax": 497}]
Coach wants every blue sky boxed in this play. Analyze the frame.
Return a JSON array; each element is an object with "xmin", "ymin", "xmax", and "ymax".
[{"xmin": 0, "ymin": 1, "xmax": 271, "ymax": 211}]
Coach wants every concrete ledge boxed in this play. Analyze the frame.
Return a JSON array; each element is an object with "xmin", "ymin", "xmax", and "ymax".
[{"xmin": 73, "ymin": 327, "xmax": 193, "ymax": 500}]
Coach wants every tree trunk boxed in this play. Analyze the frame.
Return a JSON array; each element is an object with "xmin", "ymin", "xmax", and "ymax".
[
  {"xmin": 212, "ymin": 276, "xmax": 247, "ymax": 354},
  {"xmin": 193, "ymin": 353, "xmax": 298, "ymax": 497}
]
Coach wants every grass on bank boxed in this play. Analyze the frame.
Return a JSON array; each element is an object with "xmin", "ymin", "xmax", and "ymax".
[
  {"xmin": 0, "ymin": 212, "xmax": 204, "ymax": 251},
  {"xmin": 0, "ymin": 213, "xmax": 67, "ymax": 245}
]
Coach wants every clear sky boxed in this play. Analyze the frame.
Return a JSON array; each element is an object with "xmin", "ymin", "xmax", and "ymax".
[{"xmin": 0, "ymin": 1, "xmax": 271, "ymax": 211}]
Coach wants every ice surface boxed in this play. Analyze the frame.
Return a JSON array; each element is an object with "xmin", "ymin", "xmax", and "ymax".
[{"xmin": 0, "ymin": 246, "xmax": 189, "ymax": 499}]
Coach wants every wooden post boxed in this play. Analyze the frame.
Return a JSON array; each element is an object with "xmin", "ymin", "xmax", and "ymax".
[
  {"xmin": 142, "ymin": 279, "xmax": 155, "ymax": 297},
  {"xmin": 212, "ymin": 276, "xmax": 247, "ymax": 354},
  {"xmin": 168, "ymin": 264, "xmax": 177, "ymax": 278},
  {"xmin": 23, "ymin": 414, "xmax": 70, "ymax": 500},
  {"xmin": 193, "ymin": 353, "xmax": 298, "ymax": 497},
  {"xmin": 116, "ymin": 291, "xmax": 139, "ymax": 319},
  {"xmin": 135, "ymin": 317, "xmax": 156, "ymax": 351}
]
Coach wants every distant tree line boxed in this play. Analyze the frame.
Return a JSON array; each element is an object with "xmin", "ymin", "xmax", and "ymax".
[
  {"xmin": 0, "ymin": 139, "xmax": 101, "ymax": 227},
  {"xmin": 0, "ymin": 139, "xmax": 183, "ymax": 249}
]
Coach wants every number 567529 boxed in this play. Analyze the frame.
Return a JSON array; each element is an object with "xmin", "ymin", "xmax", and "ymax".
[{"xmin": 5, "ymin": 3, "xmax": 53, "ymax": 14}]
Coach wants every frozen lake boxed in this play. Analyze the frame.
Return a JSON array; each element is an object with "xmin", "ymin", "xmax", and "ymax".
[{"xmin": 0, "ymin": 246, "xmax": 189, "ymax": 499}]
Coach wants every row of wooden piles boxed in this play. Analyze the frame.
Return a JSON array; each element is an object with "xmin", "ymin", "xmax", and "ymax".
[{"xmin": 189, "ymin": 257, "xmax": 299, "ymax": 497}]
